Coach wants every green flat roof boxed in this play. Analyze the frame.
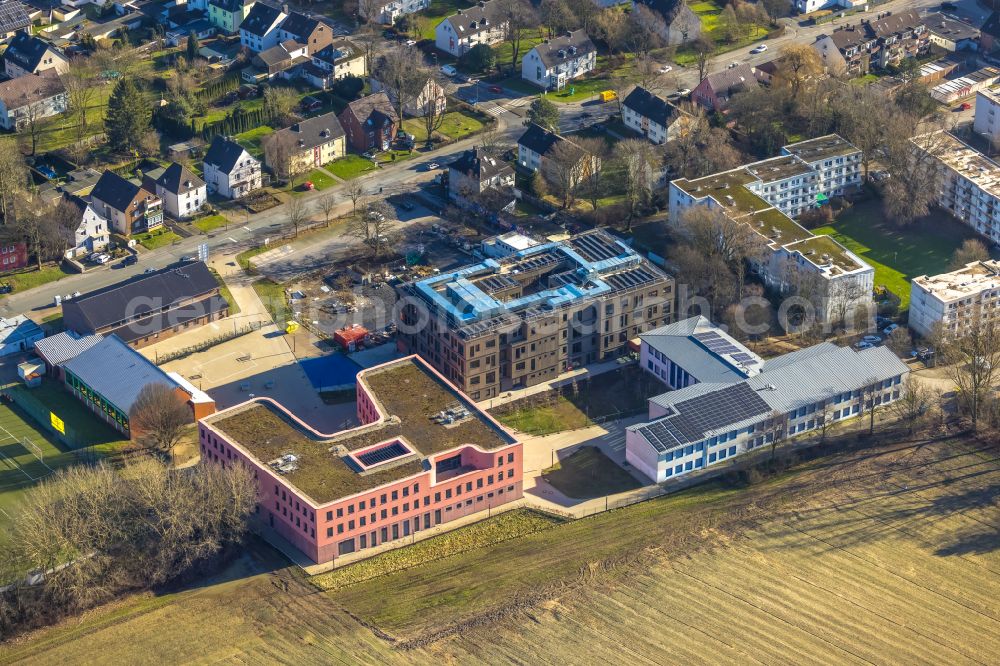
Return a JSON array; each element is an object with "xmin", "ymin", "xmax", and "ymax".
[
  {"xmin": 784, "ymin": 236, "xmax": 865, "ymax": 274},
  {"xmin": 748, "ymin": 208, "xmax": 812, "ymax": 246}
]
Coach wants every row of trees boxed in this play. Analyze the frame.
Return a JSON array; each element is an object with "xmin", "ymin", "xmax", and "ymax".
[{"xmin": 0, "ymin": 458, "xmax": 257, "ymax": 636}]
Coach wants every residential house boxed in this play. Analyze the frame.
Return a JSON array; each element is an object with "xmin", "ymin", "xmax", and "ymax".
[
  {"xmin": 0, "ymin": 71, "xmax": 66, "ymax": 130},
  {"xmin": 812, "ymin": 11, "xmax": 929, "ymax": 77},
  {"xmin": 516, "ymin": 123, "xmax": 599, "ymax": 189},
  {"xmin": 359, "ymin": 0, "xmax": 429, "ymax": 26},
  {"xmin": 308, "ymin": 38, "xmax": 366, "ymax": 86},
  {"xmin": 434, "ymin": 0, "xmax": 506, "ymax": 58},
  {"xmin": 668, "ymin": 135, "xmax": 873, "ymax": 323},
  {"xmin": 63, "ymin": 198, "xmax": 109, "ymax": 259},
  {"xmin": 626, "ymin": 341, "xmax": 908, "ymax": 483},
  {"xmin": 0, "ymin": 237, "xmax": 28, "ymax": 272},
  {"xmin": 266, "ymin": 111, "xmax": 345, "ymax": 173},
  {"xmin": 199, "ymin": 356, "xmax": 522, "ymax": 565},
  {"xmin": 794, "ymin": 0, "xmax": 866, "ymax": 13},
  {"xmin": 276, "ymin": 10, "xmax": 332, "ymax": 55},
  {"xmin": 203, "ymin": 135, "xmax": 261, "ymax": 199},
  {"xmin": 61, "ymin": 335, "xmax": 214, "ymax": 437},
  {"xmin": 370, "ymin": 72, "xmax": 445, "ymax": 117},
  {"xmin": 910, "ymin": 260, "xmax": 1000, "ymax": 340},
  {"xmin": 208, "ymin": 0, "xmax": 253, "ymax": 33},
  {"xmin": 338, "ymin": 92, "xmax": 398, "ymax": 152},
  {"xmin": 143, "ymin": 162, "xmax": 207, "ymax": 220},
  {"xmin": 243, "ymin": 39, "xmax": 309, "ymax": 82},
  {"xmin": 3, "ymin": 32, "xmax": 67, "ymax": 77},
  {"xmin": 0, "ymin": 0, "xmax": 30, "ymax": 43},
  {"xmin": 691, "ymin": 63, "xmax": 759, "ymax": 111},
  {"xmin": 520, "ymin": 30, "xmax": 596, "ymax": 91},
  {"xmin": 62, "ymin": 260, "xmax": 230, "ymax": 348},
  {"xmin": 238, "ymin": 1, "xmax": 284, "ymax": 52},
  {"xmin": 633, "ymin": 0, "xmax": 700, "ymax": 46},
  {"xmin": 921, "ymin": 12, "xmax": 979, "ymax": 52},
  {"xmin": 622, "ymin": 86, "xmax": 685, "ymax": 145},
  {"xmin": 448, "ymin": 146, "xmax": 514, "ymax": 205},
  {"xmin": 89, "ymin": 170, "xmax": 164, "ymax": 236}
]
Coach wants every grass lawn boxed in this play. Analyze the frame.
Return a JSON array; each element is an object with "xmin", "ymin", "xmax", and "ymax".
[
  {"xmin": 252, "ymin": 278, "xmax": 290, "ymax": 323},
  {"xmin": 375, "ymin": 148, "xmax": 417, "ymax": 165},
  {"xmin": 326, "ymin": 154, "xmax": 377, "ymax": 180},
  {"xmin": 312, "ymin": 509, "xmax": 563, "ymax": 591},
  {"xmin": 34, "ymin": 85, "xmax": 113, "ymax": 154},
  {"xmin": 303, "ymin": 169, "xmax": 337, "ymax": 191},
  {"xmin": 541, "ymin": 446, "xmax": 641, "ymax": 499},
  {"xmin": 813, "ymin": 199, "xmax": 983, "ymax": 310},
  {"xmin": 1, "ymin": 264, "xmax": 71, "ymax": 295},
  {"xmin": 134, "ymin": 229, "xmax": 181, "ymax": 250},
  {"xmin": 494, "ymin": 365, "xmax": 657, "ymax": 435},
  {"xmin": 208, "ymin": 268, "xmax": 240, "ymax": 316},
  {"xmin": 543, "ymin": 75, "xmax": 615, "ymax": 103},
  {"xmin": 236, "ymin": 244, "xmax": 271, "ymax": 271},
  {"xmin": 235, "ymin": 125, "xmax": 274, "ymax": 159},
  {"xmin": 674, "ymin": 0, "xmax": 769, "ymax": 66},
  {"xmin": 414, "ymin": 0, "xmax": 474, "ymax": 41},
  {"xmin": 192, "ymin": 214, "xmax": 229, "ymax": 233},
  {"xmin": 402, "ymin": 110, "xmax": 486, "ymax": 142}
]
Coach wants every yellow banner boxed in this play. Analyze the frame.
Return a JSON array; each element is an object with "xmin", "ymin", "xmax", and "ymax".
[{"xmin": 50, "ymin": 412, "xmax": 65, "ymax": 434}]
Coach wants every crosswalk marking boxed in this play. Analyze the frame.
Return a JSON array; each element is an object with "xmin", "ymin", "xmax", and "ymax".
[
  {"xmin": 481, "ymin": 104, "xmax": 506, "ymax": 117},
  {"xmin": 506, "ymin": 97, "xmax": 528, "ymax": 108}
]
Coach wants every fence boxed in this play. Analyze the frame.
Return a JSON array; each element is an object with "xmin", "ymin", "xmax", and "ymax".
[
  {"xmin": 154, "ymin": 320, "xmax": 265, "ymax": 364},
  {"xmin": 2, "ymin": 388, "xmax": 91, "ymax": 452}
]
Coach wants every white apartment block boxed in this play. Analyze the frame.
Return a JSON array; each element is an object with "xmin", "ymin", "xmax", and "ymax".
[
  {"xmin": 974, "ymin": 86, "xmax": 1000, "ymax": 147},
  {"xmin": 668, "ymin": 135, "xmax": 873, "ymax": 323},
  {"xmin": 520, "ymin": 30, "xmax": 596, "ymax": 91},
  {"xmin": 360, "ymin": 0, "xmax": 430, "ymax": 25},
  {"xmin": 914, "ymin": 130, "xmax": 1000, "ymax": 247},
  {"xmin": 622, "ymin": 86, "xmax": 686, "ymax": 145},
  {"xmin": 435, "ymin": 1, "xmax": 506, "ymax": 57},
  {"xmin": 909, "ymin": 259, "xmax": 1000, "ymax": 339}
]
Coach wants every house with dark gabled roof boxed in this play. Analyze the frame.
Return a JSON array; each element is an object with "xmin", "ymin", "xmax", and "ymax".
[
  {"xmin": 62, "ymin": 260, "xmax": 229, "ymax": 349},
  {"xmin": 338, "ymin": 92, "xmax": 398, "ymax": 152},
  {"xmin": 309, "ymin": 38, "xmax": 366, "ymax": 84},
  {"xmin": 276, "ymin": 9, "xmax": 332, "ymax": 55},
  {"xmin": 434, "ymin": 0, "xmax": 506, "ymax": 57},
  {"xmin": 448, "ymin": 147, "xmax": 514, "ymax": 206},
  {"xmin": 516, "ymin": 123, "xmax": 599, "ymax": 189},
  {"xmin": 265, "ymin": 111, "xmax": 345, "ymax": 173},
  {"xmin": 691, "ymin": 63, "xmax": 759, "ymax": 111},
  {"xmin": 634, "ymin": 0, "xmax": 700, "ymax": 46},
  {"xmin": 141, "ymin": 162, "xmax": 207, "ymax": 219},
  {"xmin": 89, "ymin": 170, "xmax": 163, "ymax": 235},
  {"xmin": 622, "ymin": 86, "xmax": 686, "ymax": 144},
  {"xmin": 521, "ymin": 30, "xmax": 596, "ymax": 91},
  {"xmin": 3, "ymin": 32, "xmax": 67, "ymax": 78},
  {"xmin": 0, "ymin": 0, "xmax": 30, "ymax": 44},
  {"xmin": 244, "ymin": 39, "xmax": 309, "ymax": 82},
  {"xmin": 0, "ymin": 70, "xmax": 66, "ymax": 130},
  {"xmin": 203, "ymin": 135, "xmax": 261, "ymax": 199},
  {"xmin": 239, "ymin": 1, "xmax": 285, "ymax": 52}
]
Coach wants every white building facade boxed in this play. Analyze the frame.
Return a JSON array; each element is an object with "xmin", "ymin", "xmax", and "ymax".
[
  {"xmin": 909, "ymin": 260, "xmax": 1000, "ymax": 339},
  {"xmin": 434, "ymin": 2, "xmax": 506, "ymax": 57},
  {"xmin": 520, "ymin": 31, "xmax": 596, "ymax": 91}
]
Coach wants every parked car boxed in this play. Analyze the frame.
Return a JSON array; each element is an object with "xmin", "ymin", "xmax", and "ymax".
[
  {"xmin": 675, "ymin": 88, "xmax": 691, "ymax": 97},
  {"xmin": 883, "ymin": 323, "xmax": 899, "ymax": 336},
  {"xmin": 300, "ymin": 96, "xmax": 323, "ymax": 112},
  {"xmin": 440, "ymin": 64, "xmax": 457, "ymax": 77},
  {"xmin": 404, "ymin": 39, "xmax": 417, "ymax": 47},
  {"xmin": 93, "ymin": 254, "xmax": 110, "ymax": 265},
  {"xmin": 488, "ymin": 85, "xmax": 503, "ymax": 94},
  {"xmin": 426, "ymin": 161, "xmax": 440, "ymax": 170},
  {"xmin": 658, "ymin": 65, "xmax": 672, "ymax": 73},
  {"xmin": 121, "ymin": 254, "xmax": 138, "ymax": 266},
  {"xmin": 750, "ymin": 44, "xmax": 768, "ymax": 54},
  {"xmin": 862, "ymin": 335, "xmax": 882, "ymax": 344},
  {"xmin": 301, "ymin": 180, "xmax": 315, "ymax": 191},
  {"xmin": 855, "ymin": 341, "xmax": 874, "ymax": 350}
]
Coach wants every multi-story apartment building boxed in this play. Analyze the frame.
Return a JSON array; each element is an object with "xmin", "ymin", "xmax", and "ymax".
[
  {"xmin": 434, "ymin": 0, "xmax": 506, "ymax": 57},
  {"xmin": 973, "ymin": 85, "xmax": 1000, "ymax": 146},
  {"xmin": 198, "ymin": 355, "xmax": 523, "ymax": 565},
  {"xmin": 520, "ymin": 30, "xmax": 597, "ymax": 91},
  {"xmin": 360, "ymin": 0, "xmax": 430, "ymax": 25},
  {"xmin": 914, "ymin": 130, "xmax": 1000, "ymax": 247},
  {"xmin": 203, "ymin": 136, "xmax": 262, "ymax": 200},
  {"xmin": 812, "ymin": 10, "xmax": 929, "ymax": 76},
  {"xmin": 622, "ymin": 86, "xmax": 686, "ymax": 145},
  {"xmin": 396, "ymin": 230, "xmax": 674, "ymax": 401},
  {"xmin": 909, "ymin": 260, "xmax": 1000, "ymax": 339},
  {"xmin": 668, "ymin": 135, "xmax": 873, "ymax": 323},
  {"xmin": 626, "ymin": 338, "xmax": 909, "ymax": 483},
  {"xmin": 89, "ymin": 170, "xmax": 164, "ymax": 236}
]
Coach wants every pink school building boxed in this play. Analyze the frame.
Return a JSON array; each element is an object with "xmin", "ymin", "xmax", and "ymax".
[{"xmin": 198, "ymin": 355, "xmax": 523, "ymax": 565}]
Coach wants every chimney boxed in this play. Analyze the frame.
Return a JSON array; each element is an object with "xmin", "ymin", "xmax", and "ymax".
[{"xmin": 282, "ymin": 3, "xmax": 288, "ymax": 13}]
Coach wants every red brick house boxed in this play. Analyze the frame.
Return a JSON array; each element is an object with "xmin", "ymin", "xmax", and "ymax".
[
  {"xmin": 337, "ymin": 92, "xmax": 399, "ymax": 152},
  {"xmin": 0, "ymin": 240, "xmax": 28, "ymax": 273}
]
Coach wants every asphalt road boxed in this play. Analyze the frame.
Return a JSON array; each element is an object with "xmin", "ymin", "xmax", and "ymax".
[{"xmin": 3, "ymin": 0, "xmax": 983, "ymax": 316}]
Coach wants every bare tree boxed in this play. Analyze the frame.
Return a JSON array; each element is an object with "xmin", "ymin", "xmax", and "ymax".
[
  {"xmin": 773, "ymin": 43, "xmax": 824, "ymax": 103},
  {"xmin": 693, "ymin": 35, "xmax": 715, "ymax": 82},
  {"xmin": 945, "ymin": 314, "xmax": 1000, "ymax": 432},
  {"xmin": 420, "ymin": 90, "xmax": 447, "ymax": 147},
  {"xmin": 374, "ymin": 48, "xmax": 429, "ymax": 125},
  {"xmin": 885, "ymin": 326, "xmax": 913, "ymax": 357},
  {"xmin": 347, "ymin": 200, "xmax": 396, "ymax": 257},
  {"xmin": 574, "ymin": 136, "xmax": 606, "ymax": 210},
  {"xmin": 545, "ymin": 140, "xmax": 585, "ymax": 208},
  {"xmin": 948, "ymin": 238, "xmax": 989, "ymax": 271},
  {"xmin": 594, "ymin": 6, "xmax": 628, "ymax": 56},
  {"xmin": 263, "ymin": 86, "xmax": 298, "ymax": 124},
  {"xmin": 890, "ymin": 380, "xmax": 933, "ymax": 435},
  {"xmin": 263, "ymin": 131, "xmax": 307, "ymax": 186},
  {"xmin": 61, "ymin": 56, "xmax": 99, "ymax": 142},
  {"xmin": 315, "ymin": 191, "xmax": 337, "ymax": 228},
  {"xmin": 496, "ymin": 0, "xmax": 538, "ymax": 74},
  {"xmin": 614, "ymin": 138, "xmax": 657, "ymax": 228},
  {"xmin": 12, "ymin": 196, "xmax": 72, "ymax": 269},
  {"xmin": 663, "ymin": 113, "xmax": 744, "ymax": 179},
  {"xmin": 128, "ymin": 383, "xmax": 191, "ymax": 458},
  {"xmin": 859, "ymin": 378, "xmax": 888, "ymax": 436},
  {"xmin": 284, "ymin": 194, "xmax": 309, "ymax": 238},
  {"xmin": 765, "ymin": 410, "xmax": 787, "ymax": 460},
  {"xmin": 347, "ymin": 180, "xmax": 365, "ymax": 219},
  {"xmin": 0, "ymin": 140, "xmax": 28, "ymax": 223}
]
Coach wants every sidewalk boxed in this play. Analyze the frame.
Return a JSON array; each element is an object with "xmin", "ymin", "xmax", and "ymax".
[{"xmin": 480, "ymin": 358, "xmax": 637, "ymax": 410}]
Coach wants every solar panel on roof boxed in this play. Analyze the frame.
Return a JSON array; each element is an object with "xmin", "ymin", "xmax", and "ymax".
[
  {"xmin": 732, "ymin": 353, "xmax": 756, "ymax": 363},
  {"xmin": 357, "ymin": 442, "xmax": 409, "ymax": 467}
]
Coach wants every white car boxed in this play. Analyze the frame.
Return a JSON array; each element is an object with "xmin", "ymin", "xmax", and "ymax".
[
  {"xmin": 440, "ymin": 64, "xmax": 457, "ymax": 77},
  {"xmin": 862, "ymin": 335, "xmax": 882, "ymax": 344},
  {"xmin": 404, "ymin": 39, "xmax": 416, "ymax": 47},
  {"xmin": 94, "ymin": 254, "xmax": 110, "ymax": 265},
  {"xmin": 427, "ymin": 162, "xmax": 440, "ymax": 170},
  {"xmin": 855, "ymin": 341, "xmax": 874, "ymax": 350},
  {"xmin": 675, "ymin": 88, "xmax": 691, "ymax": 97},
  {"xmin": 658, "ymin": 65, "xmax": 672, "ymax": 73},
  {"xmin": 750, "ymin": 44, "xmax": 768, "ymax": 54}
]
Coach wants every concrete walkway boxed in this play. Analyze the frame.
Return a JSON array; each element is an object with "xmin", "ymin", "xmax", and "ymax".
[{"xmin": 480, "ymin": 358, "xmax": 637, "ymax": 410}]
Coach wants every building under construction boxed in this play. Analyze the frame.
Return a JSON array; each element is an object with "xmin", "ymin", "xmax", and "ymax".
[{"xmin": 395, "ymin": 230, "xmax": 675, "ymax": 401}]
